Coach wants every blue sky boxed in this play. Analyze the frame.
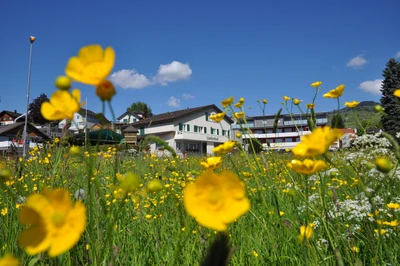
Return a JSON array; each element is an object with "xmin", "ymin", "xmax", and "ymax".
[{"xmin": 1, "ymin": 1, "xmax": 399, "ymax": 120}]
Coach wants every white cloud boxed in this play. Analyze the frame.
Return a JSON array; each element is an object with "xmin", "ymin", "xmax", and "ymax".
[
  {"xmin": 396, "ymin": 51, "xmax": 400, "ymax": 58},
  {"xmin": 182, "ymin": 93, "xmax": 194, "ymax": 100},
  {"xmin": 358, "ymin": 79, "xmax": 383, "ymax": 95},
  {"xmin": 347, "ymin": 55, "xmax": 368, "ymax": 68},
  {"xmin": 153, "ymin": 61, "xmax": 192, "ymax": 85},
  {"xmin": 110, "ymin": 69, "xmax": 152, "ymax": 89},
  {"xmin": 111, "ymin": 61, "xmax": 192, "ymax": 89},
  {"xmin": 167, "ymin": 96, "xmax": 180, "ymax": 107}
]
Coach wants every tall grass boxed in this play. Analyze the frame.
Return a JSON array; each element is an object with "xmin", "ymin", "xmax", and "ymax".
[{"xmin": 1, "ymin": 131, "xmax": 399, "ymax": 265}]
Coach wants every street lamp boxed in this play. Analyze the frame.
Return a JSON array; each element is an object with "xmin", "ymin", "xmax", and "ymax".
[{"xmin": 22, "ymin": 36, "xmax": 35, "ymax": 158}]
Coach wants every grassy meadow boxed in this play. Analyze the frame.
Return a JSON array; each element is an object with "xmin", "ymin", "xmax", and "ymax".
[{"xmin": 1, "ymin": 131, "xmax": 400, "ymax": 265}]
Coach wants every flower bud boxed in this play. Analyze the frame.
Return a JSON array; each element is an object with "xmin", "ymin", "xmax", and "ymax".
[
  {"xmin": 375, "ymin": 157, "xmax": 391, "ymax": 173},
  {"xmin": 146, "ymin": 180, "xmax": 163, "ymax": 193},
  {"xmin": 236, "ymin": 132, "xmax": 242, "ymax": 138},
  {"xmin": 69, "ymin": 146, "xmax": 80, "ymax": 156},
  {"xmin": 96, "ymin": 80, "xmax": 116, "ymax": 101},
  {"xmin": 293, "ymin": 98, "xmax": 301, "ymax": 105},
  {"xmin": 55, "ymin": 76, "xmax": 71, "ymax": 90},
  {"xmin": 0, "ymin": 169, "xmax": 11, "ymax": 182},
  {"xmin": 374, "ymin": 105, "xmax": 384, "ymax": 113}
]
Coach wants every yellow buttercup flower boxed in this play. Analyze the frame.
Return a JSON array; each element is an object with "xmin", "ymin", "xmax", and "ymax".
[
  {"xmin": 236, "ymin": 132, "xmax": 242, "ymax": 138},
  {"xmin": 41, "ymin": 89, "xmax": 82, "ymax": 121},
  {"xmin": 292, "ymin": 126, "xmax": 344, "ymax": 157},
  {"xmin": 213, "ymin": 140, "xmax": 236, "ymax": 155},
  {"xmin": 394, "ymin": 89, "xmax": 400, "ymax": 98},
  {"xmin": 287, "ymin": 159, "xmax": 327, "ymax": 175},
  {"xmin": 298, "ymin": 224, "xmax": 314, "ymax": 243},
  {"xmin": 383, "ymin": 220, "xmax": 399, "ymax": 227},
  {"xmin": 65, "ymin": 44, "xmax": 115, "ymax": 86},
  {"xmin": 306, "ymin": 103, "xmax": 315, "ymax": 109},
  {"xmin": 239, "ymin": 97, "xmax": 245, "ymax": 103},
  {"xmin": 234, "ymin": 102, "xmax": 243, "ymax": 108},
  {"xmin": 283, "ymin": 96, "xmax": 290, "ymax": 101},
  {"xmin": 183, "ymin": 170, "xmax": 250, "ymax": 231},
  {"xmin": 345, "ymin": 101, "xmax": 360, "ymax": 108},
  {"xmin": 387, "ymin": 202, "xmax": 400, "ymax": 209},
  {"xmin": 18, "ymin": 189, "xmax": 86, "ymax": 257},
  {"xmin": 221, "ymin": 96, "xmax": 234, "ymax": 108},
  {"xmin": 200, "ymin": 156, "xmax": 222, "ymax": 170},
  {"xmin": 209, "ymin": 112, "xmax": 225, "ymax": 123},
  {"xmin": 0, "ymin": 254, "xmax": 19, "ymax": 266},
  {"xmin": 234, "ymin": 112, "xmax": 244, "ymax": 119},
  {"xmin": 263, "ymin": 99, "xmax": 267, "ymax": 104},
  {"xmin": 323, "ymin": 84, "xmax": 345, "ymax": 98},
  {"xmin": 311, "ymin": 81, "xmax": 322, "ymax": 87}
]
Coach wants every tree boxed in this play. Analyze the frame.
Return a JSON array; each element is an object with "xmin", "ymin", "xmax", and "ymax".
[
  {"xmin": 127, "ymin": 101, "xmax": 153, "ymax": 118},
  {"xmin": 28, "ymin": 93, "xmax": 50, "ymax": 125},
  {"xmin": 380, "ymin": 58, "xmax": 400, "ymax": 132},
  {"xmin": 331, "ymin": 113, "xmax": 345, "ymax": 128}
]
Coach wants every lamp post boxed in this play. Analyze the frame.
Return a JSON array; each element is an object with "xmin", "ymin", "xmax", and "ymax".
[{"xmin": 22, "ymin": 36, "xmax": 35, "ymax": 158}]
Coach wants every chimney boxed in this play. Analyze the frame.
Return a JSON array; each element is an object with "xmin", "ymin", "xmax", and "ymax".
[{"xmin": 14, "ymin": 109, "xmax": 17, "ymax": 113}]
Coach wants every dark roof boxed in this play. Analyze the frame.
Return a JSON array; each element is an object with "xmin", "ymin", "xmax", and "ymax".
[
  {"xmin": 0, "ymin": 122, "xmax": 51, "ymax": 140},
  {"xmin": 117, "ymin": 110, "xmax": 143, "ymax": 121},
  {"xmin": 132, "ymin": 104, "xmax": 233, "ymax": 127},
  {"xmin": 96, "ymin": 113, "xmax": 111, "ymax": 125},
  {"xmin": 0, "ymin": 110, "xmax": 23, "ymax": 119},
  {"xmin": 122, "ymin": 125, "xmax": 139, "ymax": 133},
  {"xmin": 78, "ymin": 108, "xmax": 97, "ymax": 117}
]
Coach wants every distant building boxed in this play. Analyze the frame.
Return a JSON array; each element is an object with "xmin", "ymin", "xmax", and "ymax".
[
  {"xmin": 58, "ymin": 108, "xmax": 100, "ymax": 132},
  {"xmin": 132, "ymin": 104, "xmax": 233, "ymax": 155},
  {"xmin": 0, "ymin": 110, "xmax": 23, "ymax": 125},
  {"xmin": 0, "ymin": 122, "xmax": 51, "ymax": 155},
  {"xmin": 233, "ymin": 112, "xmax": 329, "ymax": 151}
]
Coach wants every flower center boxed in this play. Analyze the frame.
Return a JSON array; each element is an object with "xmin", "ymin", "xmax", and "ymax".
[{"xmin": 51, "ymin": 212, "xmax": 65, "ymax": 227}]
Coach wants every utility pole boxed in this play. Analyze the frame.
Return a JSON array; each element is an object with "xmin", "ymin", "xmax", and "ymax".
[{"xmin": 22, "ymin": 36, "xmax": 36, "ymax": 158}]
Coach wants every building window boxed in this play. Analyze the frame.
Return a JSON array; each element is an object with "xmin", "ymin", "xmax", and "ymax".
[
  {"xmin": 204, "ymin": 127, "xmax": 207, "ymax": 133},
  {"xmin": 140, "ymin": 128, "xmax": 144, "ymax": 135},
  {"xmin": 179, "ymin": 123, "xmax": 183, "ymax": 131},
  {"xmin": 194, "ymin": 125, "xmax": 198, "ymax": 132},
  {"xmin": 275, "ymin": 138, "xmax": 282, "ymax": 143},
  {"xmin": 222, "ymin": 130, "xmax": 226, "ymax": 136},
  {"xmin": 217, "ymin": 129, "xmax": 219, "ymax": 135},
  {"xmin": 284, "ymin": 138, "xmax": 292, "ymax": 142},
  {"xmin": 205, "ymin": 112, "xmax": 209, "ymax": 121},
  {"xmin": 187, "ymin": 124, "xmax": 190, "ymax": 131},
  {"xmin": 123, "ymin": 119, "xmax": 128, "ymax": 123},
  {"xmin": 77, "ymin": 115, "xmax": 80, "ymax": 119},
  {"xmin": 211, "ymin": 128, "xmax": 215, "ymax": 134},
  {"xmin": 197, "ymin": 126, "xmax": 203, "ymax": 133}
]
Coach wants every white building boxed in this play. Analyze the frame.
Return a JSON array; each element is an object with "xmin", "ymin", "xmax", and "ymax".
[
  {"xmin": 117, "ymin": 111, "xmax": 144, "ymax": 124},
  {"xmin": 233, "ymin": 112, "xmax": 329, "ymax": 151},
  {"xmin": 58, "ymin": 108, "xmax": 100, "ymax": 131},
  {"xmin": 132, "ymin": 104, "xmax": 233, "ymax": 155}
]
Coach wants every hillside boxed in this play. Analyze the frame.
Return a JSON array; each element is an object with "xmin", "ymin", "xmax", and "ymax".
[{"xmin": 327, "ymin": 101, "xmax": 382, "ymax": 129}]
